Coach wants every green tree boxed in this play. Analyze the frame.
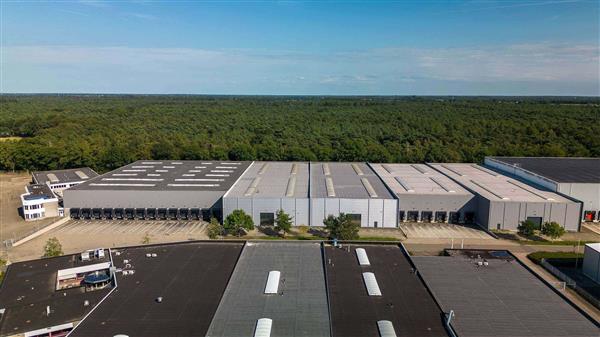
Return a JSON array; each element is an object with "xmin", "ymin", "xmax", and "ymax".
[
  {"xmin": 43, "ymin": 237, "xmax": 63, "ymax": 257},
  {"xmin": 324, "ymin": 213, "xmax": 360, "ymax": 240},
  {"xmin": 517, "ymin": 220, "xmax": 537, "ymax": 237},
  {"xmin": 541, "ymin": 221, "xmax": 565, "ymax": 240},
  {"xmin": 274, "ymin": 209, "xmax": 293, "ymax": 237},
  {"xmin": 224, "ymin": 209, "xmax": 254, "ymax": 237},
  {"xmin": 207, "ymin": 217, "xmax": 223, "ymax": 239}
]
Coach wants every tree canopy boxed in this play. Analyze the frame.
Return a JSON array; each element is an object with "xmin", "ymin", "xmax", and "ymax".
[
  {"xmin": 1, "ymin": 95, "xmax": 598, "ymax": 173},
  {"xmin": 275, "ymin": 209, "xmax": 293, "ymax": 237},
  {"xmin": 42, "ymin": 237, "xmax": 63, "ymax": 258},
  {"xmin": 224, "ymin": 209, "xmax": 254, "ymax": 236},
  {"xmin": 324, "ymin": 213, "xmax": 360, "ymax": 240}
]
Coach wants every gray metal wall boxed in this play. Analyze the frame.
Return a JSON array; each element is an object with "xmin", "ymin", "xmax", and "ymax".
[
  {"xmin": 222, "ymin": 197, "xmax": 310, "ymax": 226},
  {"xmin": 583, "ymin": 245, "xmax": 600, "ymax": 283},
  {"xmin": 486, "ymin": 199, "xmax": 581, "ymax": 231},
  {"xmin": 63, "ymin": 189, "xmax": 225, "ymax": 209},
  {"xmin": 557, "ymin": 183, "xmax": 600, "ymax": 220},
  {"xmin": 310, "ymin": 197, "xmax": 397, "ymax": 228}
]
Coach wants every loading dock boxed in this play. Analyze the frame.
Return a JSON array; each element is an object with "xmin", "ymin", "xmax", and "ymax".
[{"xmin": 102, "ymin": 208, "xmax": 113, "ymax": 219}]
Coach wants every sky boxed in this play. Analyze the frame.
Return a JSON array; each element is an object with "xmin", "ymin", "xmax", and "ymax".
[{"xmin": 1, "ymin": 0, "xmax": 599, "ymax": 95}]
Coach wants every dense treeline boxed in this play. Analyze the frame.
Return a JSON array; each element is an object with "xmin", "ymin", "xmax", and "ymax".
[{"xmin": 0, "ymin": 95, "xmax": 598, "ymax": 173}]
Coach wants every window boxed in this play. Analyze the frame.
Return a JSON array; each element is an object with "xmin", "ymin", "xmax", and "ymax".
[
  {"xmin": 24, "ymin": 205, "xmax": 29, "ymax": 210},
  {"xmin": 347, "ymin": 214, "xmax": 361, "ymax": 226},
  {"xmin": 260, "ymin": 212, "xmax": 275, "ymax": 227},
  {"xmin": 526, "ymin": 217, "xmax": 542, "ymax": 230}
]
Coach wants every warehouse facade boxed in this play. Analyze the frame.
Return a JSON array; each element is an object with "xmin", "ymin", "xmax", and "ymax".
[
  {"xmin": 64, "ymin": 160, "xmax": 250, "ymax": 221},
  {"xmin": 429, "ymin": 163, "xmax": 582, "ymax": 231},
  {"xmin": 485, "ymin": 157, "xmax": 600, "ymax": 222},
  {"xmin": 223, "ymin": 161, "xmax": 310, "ymax": 226},
  {"xmin": 370, "ymin": 163, "xmax": 476, "ymax": 224},
  {"xmin": 310, "ymin": 162, "xmax": 397, "ymax": 228}
]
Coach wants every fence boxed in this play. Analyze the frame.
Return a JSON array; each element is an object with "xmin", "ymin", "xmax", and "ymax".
[{"xmin": 541, "ymin": 258, "xmax": 600, "ymax": 310}]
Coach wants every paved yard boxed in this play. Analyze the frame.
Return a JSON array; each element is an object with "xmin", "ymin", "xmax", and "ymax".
[
  {"xmin": 6, "ymin": 219, "xmax": 208, "ymax": 262},
  {"xmin": 400, "ymin": 222, "xmax": 493, "ymax": 239}
]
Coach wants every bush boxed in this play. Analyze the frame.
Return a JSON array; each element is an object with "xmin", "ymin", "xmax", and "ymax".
[
  {"xmin": 224, "ymin": 209, "xmax": 254, "ymax": 237},
  {"xmin": 528, "ymin": 251, "xmax": 583, "ymax": 264},
  {"xmin": 207, "ymin": 217, "xmax": 223, "ymax": 239},
  {"xmin": 324, "ymin": 213, "xmax": 360, "ymax": 240},
  {"xmin": 43, "ymin": 237, "xmax": 63, "ymax": 258},
  {"xmin": 517, "ymin": 220, "xmax": 537, "ymax": 236},
  {"xmin": 541, "ymin": 221, "xmax": 565, "ymax": 240}
]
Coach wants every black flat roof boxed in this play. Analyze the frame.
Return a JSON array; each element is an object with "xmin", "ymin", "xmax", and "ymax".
[
  {"xmin": 24, "ymin": 184, "xmax": 56, "ymax": 200},
  {"xmin": 413, "ymin": 250, "xmax": 599, "ymax": 337},
  {"xmin": 69, "ymin": 160, "xmax": 251, "ymax": 192},
  {"xmin": 70, "ymin": 242, "xmax": 243, "ymax": 337},
  {"xmin": 0, "ymin": 255, "xmax": 111, "ymax": 337},
  {"xmin": 324, "ymin": 244, "xmax": 449, "ymax": 337},
  {"xmin": 488, "ymin": 157, "xmax": 600, "ymax": 183}
]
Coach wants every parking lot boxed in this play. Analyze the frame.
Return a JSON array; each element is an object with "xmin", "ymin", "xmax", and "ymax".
[
  {"xmin": 400, "ymin": 222, "xmax": 493, "ymax": 239},
  {"xmin": 54, "ymin": 219, "xmax": 207, "ymax": 236}
]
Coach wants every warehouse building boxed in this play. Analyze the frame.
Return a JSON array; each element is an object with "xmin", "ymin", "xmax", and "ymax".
[
  {"xmin": 413, "ymin": 249, "xmax": 599, "ymax": 337},
  {"xmin": 223, "ymin": 161, "xmax": 309, "ymax": 226},
  {"xmin": 583, "ymin": 243, "xmax": 600, "ymax": 284},
  {"xmin": 310, "ymin": 162, "xmax": 397, "ymax": 228},
  {"xmin": 485, "ymin": 157, "xmax": 600, "ymax": 222},
  {"xmin": 32, "ymin": 167, "xmax": 98, "ymax": 198},
  {"xmin": 64, "ymin": 160, "xmax": 250, "ymax": 221},
  {"xmin": 206, "ymin": 242, "xmax": 330, "ymax": 337},
  {"xmin": 429, "ymin": 163, "xmax": 582, "ymax": 231},
  {"xmin": 371, "ymin": 163, "xmax": 476, "ymax": 224}
]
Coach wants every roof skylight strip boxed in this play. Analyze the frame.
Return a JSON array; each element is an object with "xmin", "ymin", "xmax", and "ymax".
[
  {"xmin": 175, "ymin": 178, "xmax": 224, "ymax": 182},
  {"xmin": 352, "ymin": 163, "xmax": 364, "ymax": 176},
  {"xmin": 429, "ymin": 177, "xmax": 456, "ymax": 193},
  {"xmin": 470, "ymin": 180, "xmax": 509, "ymax": 200},
  {"xmin": 102, "ymin": 178, "xmax": 164, "ymax": 182},
  {"xmin": 362, "ymin": 272, "xmax": 382, "ymax": 296},
  {"xmin": 286, "ymin": 176, "xmax": 296, "ymax": 197},
  {"xmin": 394, "ymin": 177, "xmax": 414, "ymax": 193},
  {"xmin": 90, "ymin": 183, "xmax": 155, "ymax": 187},
  {"xmin": 167, "ymin": 184, "xmax": 220, "ymax": 187},
  {"xmin": 361, "ymin": 178, "xmax": 378, "ymax": 198},
  {"xmin": 325, "ymin": 177, "xmax": 336, "ymax": 197},
  {"xmin": 254, "ymin": 318, "xmax": 273, "ymax": 337}
]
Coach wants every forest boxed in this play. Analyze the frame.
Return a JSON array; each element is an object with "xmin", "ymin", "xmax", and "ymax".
[{"xmin": 0, "ymin": 95, "xmax": 598, "ymax": 173}]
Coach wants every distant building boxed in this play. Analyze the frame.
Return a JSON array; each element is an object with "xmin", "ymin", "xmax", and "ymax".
[
  {"xmin": 485, "ymin": 157, "xmax": 600, "ymax": 222},
  {"xmin": 20, "ymin": 184, "xmax": 59, "ymax": 221},
  {"xmin": 32, "ymin": 167, "xmax": 99, "ymax": 198},
  {"xmin": 583, "ymin": 243, "xmax": 600, "ymax": 283}
]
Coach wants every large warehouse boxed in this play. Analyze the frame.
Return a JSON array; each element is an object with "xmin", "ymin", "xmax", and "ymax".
[
  {"xmin": 485, "ymin": 157, "xmax": 600, "ymax": 222},
  {"xmin": 429, "ymin": 163, "xmax": 582, "ymax": 231},
  {"xmin": 370, "ymin": 163, "xmax": 476, "ymax": 224},
  {"xmin": 64, "ymin": 160, "xmax": 250, "ymax": 220},
  {"xmin": 310, "ymin": 162, "xmax": 397, "ymax": 228},
  {"xmin": 223, "ymin": 161, "xmax": 310, "ymax": 226}
]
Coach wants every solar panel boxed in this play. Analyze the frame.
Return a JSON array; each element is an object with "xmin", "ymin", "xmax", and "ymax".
[
  {"xmin": 264, "ymin": 271, "xmax": 281, "ymax": 294},
  {"xmin": 355, "ymin": 248, "xmax": 370, "ymax": 266},
  {"xmin": 377, "ymin": 320, "xmax": 397, "ymax": 337},
  {"xmin": 362, "ymin": 272, "xmax": 382, "ymax": 296},
  {"xmin": 254, "ymin": 318, "xmax": 273, "ymax": 337}
]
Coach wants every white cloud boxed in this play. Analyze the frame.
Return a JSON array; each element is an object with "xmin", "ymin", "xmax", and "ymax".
[{"xmin": 1, "ymin": 43, "xmax": 598, "ymax": 95}]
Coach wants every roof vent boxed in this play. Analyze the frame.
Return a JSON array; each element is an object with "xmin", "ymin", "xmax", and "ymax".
[
  {"xmin": 362, "ymin": 272, "xmax": 382, "ymax": 296},
  {"xmin": 355, "ymin": 248, "xmax": 370, "ymax": 266},
  {"xmin": 254, "ymin": 318, "xmax": 273, "ymax": 337},
  {"xmin": 285, "ymin": 176, "xmax": 297, "ymax": 197},
  {"xmin": 325, "ymin": 177, "xmax": 336, "ymax": 197},
  {"xmin": 361, "ymin": 178, "xmax": 378, "ymax": 198},
  {"xmin": 75, "ymin": 170, "xmax": 89, "ymax": 179},
  {"xmin": 323, "ymin": 163, "xmax": 331, "ymax": 176},
  {"xmin": 352, "ymin": 163, "xmax": 364, "ymax": 176},
  {"xmin": 377, "ymin": 320, "xmax": 397, "ymax": 337},
  {"xmin": 264, "ymin": 271, "xmax": 281, "ymax": 294}
]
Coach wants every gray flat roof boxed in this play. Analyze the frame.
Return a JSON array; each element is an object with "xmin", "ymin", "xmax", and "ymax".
[
  {"xmin": 487, "ymin": 157, "xmax": 600, "ymax": 183},
  {"xmin": 206, "ymin": 242, "xmax": 330, "ymax": 337},
  {"xmin": 24, "ymin": 184, "xmax": 56, "ymax": 200},
  {"xmin": 429, "ymin": 163, "xmax": 573, "ymax": 203},
  {"xmin": 69, "ymin": 160, "xmax": 250, "ymax": 192},
  {"xmin": 226, "ymin": 161, "xmax": 309, "ymax": 198},
  {"xmin": 370, "ymin": 163, "xmax": 471, "ymax": 196},
  {"xmin": 310, "ymin": 162, "xmax": 394, "ymax": 199},
  {"xmin": 412, "ymin": 251, "xmax": 599, "ymax": 337},
  {"xmin": 33, "ymin": 167, "xmax": 98, "ymax": 185}
]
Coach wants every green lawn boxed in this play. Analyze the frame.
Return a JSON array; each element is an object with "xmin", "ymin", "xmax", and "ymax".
[{"xmin": 527, "ymin": 251, "xmax": 584, "ymax": 264}]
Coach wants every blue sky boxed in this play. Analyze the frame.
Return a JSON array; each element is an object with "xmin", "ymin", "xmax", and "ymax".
[{"xmin": 1, "ymin": 0, "xmax": 598, "ymax": 95}]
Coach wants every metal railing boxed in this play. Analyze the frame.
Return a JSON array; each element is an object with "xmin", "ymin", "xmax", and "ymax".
[{"xmin": 541, "ymin": 258, "xmax": 600, "ymax": 310}]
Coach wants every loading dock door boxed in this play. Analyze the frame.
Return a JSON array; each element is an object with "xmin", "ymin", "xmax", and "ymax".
[
  {"xmin": 449, "ymin": 212, "xmax": 459, "ymax": 224},
  {"xmin": 435, "ymin": 211, "xmax": 447, "ymax": 223},
  {"xmin": 526, "ymin": 216, "xmax": 543, "ymax": 230},
  {"xmin": 146, "ymin": 208, "xmax": 157, "ymax": 220},
  {"xmin": 103, "ymin": 208, "xmax": 113, "ymax": 220},
  {"xmin": 407, "ymin": 211, "xmax": 419, "ymax": 222},
  {"xmin": 114, "ymin": 208, "xmax": 124, "ymax": 219},
  {"xmin": 421, "ymin": 211, "xmax": 433, "ymax": 223},
  {"xmin": 70, "ymin": 208, "xmax": 80, "ymax": 219},
  {"xmin": 135, "ymin": 208, "xmax": 146, "ymax": 220}
]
